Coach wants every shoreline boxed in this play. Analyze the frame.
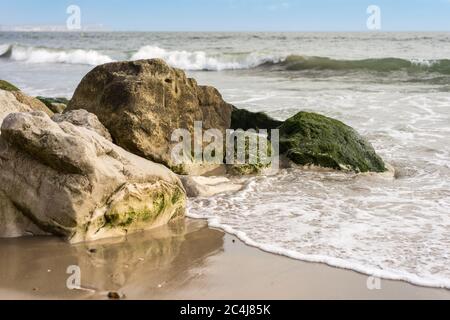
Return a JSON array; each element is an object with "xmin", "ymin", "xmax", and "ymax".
[
  {"xmin": 0, "ymin": 218, "xmax": 449, "ymax": 300},
  {"xmin": 190, "ymin": 213, "xmax": 450, "ymax": 291}
]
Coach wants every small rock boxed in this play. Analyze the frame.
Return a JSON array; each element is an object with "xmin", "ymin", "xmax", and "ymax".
[
  {"xmin": 36, "ymin": 96, "xmax": 69, "ymax": 114},
  {"xmin": 52, "ymin": 109, "xmax": 112, "ymax": 141},
  {"xmin": 107, "ymin": 291, "xmax": 121, "ymax": 300},
  {"xmin": 180, "ymin": 176, "xmax": 243, "ymax": 198}
]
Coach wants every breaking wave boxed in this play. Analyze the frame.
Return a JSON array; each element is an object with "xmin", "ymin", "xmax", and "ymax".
[
  {"xmin": 267, "ymin": 55, "xmax": 450, "ymax": 75},
  {"xmin": 0, "ymin": 45, "xmax": 114, "ymax": 65},
  {"xmin": 131, "ymin": 45, "xmax": 281, "ymax": 71},
  {"xmin": 2, "ymin": 44, "xmax": 450, "ymax": 76}
]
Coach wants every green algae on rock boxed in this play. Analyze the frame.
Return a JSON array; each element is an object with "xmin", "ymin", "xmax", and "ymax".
[
  {"xmin": 228, "ymin": 107, "xmax": 280, "ymax": 175},
  {"xmin": 0, "ymin": 80, "xmax": 20, "ymax": 92},
  {"xmin": 36, "ymin": 96, "xmax": 69, "ymax": 113},
  {"xmin": 227, "ymin": 132, "xmax": 273, "ymax": 175},
  {"xmin": 279, "ymin": 112, "xmax": 386, "ymax": 173},
  {"xmin": 102, "ymin": 182, "xmax": 185, "ymax": 230}
]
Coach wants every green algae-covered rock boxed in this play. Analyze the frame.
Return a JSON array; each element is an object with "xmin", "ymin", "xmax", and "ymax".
[
  {"xmin": 36, "ymin": 96, "xmax": 69, "ymax": 113},
  {"xmin": 228, "ymin": 107, "xmax": 279, "ymax": 175},
  {"xmin": 230, "ymin": 107, "xmax": 282, "ymax": 131},
  {"xmin": 227, "ymin": 132, "xmax": 273, "ymax": 175},
  {"xmin": 0, "ymin": 80, "xmax": 20, "ymax": 92},
  {"xmin": 279, "ymin": 112, "xmax": 386, "ymax": 173}
]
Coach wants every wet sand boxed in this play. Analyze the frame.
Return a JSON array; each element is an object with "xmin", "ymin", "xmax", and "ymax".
[{"xmin": 0, "ymin": 218, "xmax": 449, "ymax": 300}]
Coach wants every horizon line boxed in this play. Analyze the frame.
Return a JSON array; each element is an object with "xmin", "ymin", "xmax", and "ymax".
[{"xmin": 1, "ymin": 29, "xmax": 450, "ymax": 33}]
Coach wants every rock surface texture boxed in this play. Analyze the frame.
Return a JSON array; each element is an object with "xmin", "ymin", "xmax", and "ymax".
[
  {"xmin": 279, "ymin": 112, "xmax": 386, "ymax": 173},
  {"xmin": 0, "ymin": 71, "xmax": 390, "ymax": 243},
  {"xmin": 0, "ymin": 82, "xmax": 53, "ymax": 125},
  {"xmin": 0, "ymin": 111, "xmax": 186, "ymax": 243},
  {"xmin": 180, "ymin": 176, "xmax": 243, "ymax": 198},
  {"xmin": 66, "ymin": 59, "xmax": 233, "ymax": 174},
  {"xmin": 52, "ymin": 109, "xmax": 112, "ymax": 141},
  {"xmin": 36, "ymin": 96, "xmax": 69, "ymax": 114}
]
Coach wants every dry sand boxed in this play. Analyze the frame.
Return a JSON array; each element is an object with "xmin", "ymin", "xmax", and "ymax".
[{"xmin": 0, "ymin": 218, "xmax": 449, "ymax": 300}]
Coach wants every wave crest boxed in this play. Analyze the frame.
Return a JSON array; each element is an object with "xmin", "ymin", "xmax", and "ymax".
[
  {"xmin": 131, "ymin": 45, "xmax": 281, "ymax": 71},
  {"xmin": 271, "ymin": 55, "xmax": 450, "ymax": 74},
  {"xmin": 1, "ymin": 45, "xmax": 114, "ymax": 65},
  {"xmin": 2, "ymin": 44, "xmax": 450, "ymax": 76}
]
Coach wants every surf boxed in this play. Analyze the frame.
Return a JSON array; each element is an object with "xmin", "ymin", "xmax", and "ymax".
[
  {"xmin": 0, "ymin": 44, "xmax": 114, "ymax": 65},
  {"xmin": 266, "ymin": 55, "xmax": 450, "ymax": 75},
  {"xmin": 3, "ymin": 43, "xmax": 450, "ymax": 76}
]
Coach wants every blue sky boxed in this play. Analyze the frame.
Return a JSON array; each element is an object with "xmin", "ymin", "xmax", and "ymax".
[{"xmin": 1, "ymin": 0, "xmax": 450, "ymax": 31}]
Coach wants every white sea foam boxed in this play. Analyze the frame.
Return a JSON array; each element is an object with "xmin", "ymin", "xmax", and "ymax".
[
  {"xmin": 131, "ymin": 45, "xmax": 282, "ymax": 71},
  {"xmin": 186, "ymin": 89, "xmax": 450, "ymax": 290},
  {"xmin": 410, "ymin": 58, "xmax": 438, "ymax": 67},
  {"xmin": 0, "ymin": 44, "xmax": 11, "ymax": 55},
  {"xmin": 9, "ymin": 46, "xmax": 114, "ymax": 65},
  {"xmin": 187, "ymin": 166, "xmax": 450, "ymax": 289},
  {"xmin": 2, "ymin": 43, "xmax": 446, "ymax": 73},
  {"xmin": 3, "ymin": 44, "xmax": 282, "ymax": 70}
]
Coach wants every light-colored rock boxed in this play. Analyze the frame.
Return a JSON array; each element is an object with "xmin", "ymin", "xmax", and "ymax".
[
  {"xmin": 49, "ymin": 103, "xmax": 67, "ymax": 113},
  {"xmin": 0, "ymin": 111, "xmax": 186, "ymax": 243},
  {"xmin": 0, "ymin": 190, "xmax": 47, "ymax": 238},
  {"xmin": 52, "ymin": 109, "xmax": 112, "ymax": 141},
  {"xmin": 180, "ymin": 176, "xmax": 243, "ymax": 198},
  {"xmin": 0, "ymin": 88, "xmax": 53, "ymax": 126},
  {"xmin": 66, "ymin": 59, "xmax": 233, "ymax": 175},
  {"xmin": 0, "ymin": 90, "xmax": 32, "ymax": 125},
  {"xmin": 12, "ymin": 91, "xmax": 53, "ymax": 116}
]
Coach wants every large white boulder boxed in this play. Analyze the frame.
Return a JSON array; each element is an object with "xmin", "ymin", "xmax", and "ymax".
[{"xmin": 0, "ymin": 111, "xmax": 186, "ymax": 243}]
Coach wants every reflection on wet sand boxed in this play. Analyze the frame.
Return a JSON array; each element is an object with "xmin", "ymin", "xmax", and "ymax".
[{"xmin": 0, "ymin": 219, "xmax": 224, "ymax": 299}]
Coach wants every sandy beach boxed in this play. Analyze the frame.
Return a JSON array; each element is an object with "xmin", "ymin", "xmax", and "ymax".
[{"xmin": 0, "ymin": 218, "xmax": 448, "ymax": 300}]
